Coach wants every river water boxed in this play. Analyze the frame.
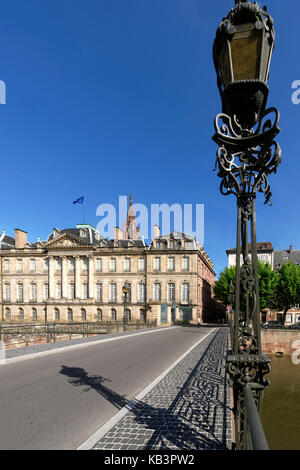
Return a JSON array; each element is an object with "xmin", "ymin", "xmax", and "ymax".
[{"xmin": 261, "ymin": 355, "xmax": 300, "ymax": 450}]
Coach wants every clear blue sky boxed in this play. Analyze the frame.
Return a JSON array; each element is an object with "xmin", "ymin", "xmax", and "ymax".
[{"xmin": 0, "ymin": 0, "xmax": 299, "ymax": 277}]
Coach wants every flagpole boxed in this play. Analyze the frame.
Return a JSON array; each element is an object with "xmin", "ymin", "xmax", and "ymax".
[{"xmin": 83, "ymin": 198, "xmax": 85, "ymax": 224}]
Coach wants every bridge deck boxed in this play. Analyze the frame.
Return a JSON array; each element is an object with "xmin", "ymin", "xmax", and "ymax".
[{"xmin": 91, "ymin": 328, "xmax": 233, "ymax": 451}]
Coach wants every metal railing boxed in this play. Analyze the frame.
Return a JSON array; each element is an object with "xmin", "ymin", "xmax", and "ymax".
[
  {"xmin": 243, "ymin": 384, "xmax": 269, "ymax": 450},
  {"xmin": 0, "ymin": 320, "xmax": 157, "ymax": 348},
  {"xmin": 227, "ymin": 323, "xmax": 269, "ymax": 450}
]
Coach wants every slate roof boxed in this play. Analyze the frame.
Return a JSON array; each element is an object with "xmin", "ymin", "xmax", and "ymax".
[
  {"xmin": 47, "ymin": 227, "xmax": 104, "ymax": 246},
  {"xmin": 274, "ymin": 249, "xmax": 300, "ymax": 268},
  {"xmin": 226, "ymin": 242, "xmax": 274, "ymax": 254},
  {"xmin": 0, "ymin": 235, "xmax": 15, "ymax": 249},
  {"xmin": 150, "ymin": 231, "xmax": 198, "ymax": 251}
]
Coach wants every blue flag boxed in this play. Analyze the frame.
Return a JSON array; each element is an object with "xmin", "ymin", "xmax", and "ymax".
[{"xmin": 73, "ymin": 196, "xmax": 84, "ymax": 204}]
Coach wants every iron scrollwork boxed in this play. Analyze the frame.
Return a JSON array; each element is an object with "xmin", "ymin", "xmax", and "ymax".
[{"xmin": 213, "ymin": 107, "xmax": 281, "ymax": 449}]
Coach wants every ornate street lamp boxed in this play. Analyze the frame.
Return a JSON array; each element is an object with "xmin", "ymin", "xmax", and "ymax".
[
  {"xmin": 122, "ymin": 281, "xmax": 130, "ymax": 324},
  {"xmin": 212, "ymin": 0, "xmax": 281, "ymax": 450},
  {"xmin": 213, "ymin": 0, "xmax": 275, "ymax": 128}
]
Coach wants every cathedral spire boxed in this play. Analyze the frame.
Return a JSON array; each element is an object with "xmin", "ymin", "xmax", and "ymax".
[{"xmin": 123, "ymin": 194, "xmax": 140, "ymax": 240}]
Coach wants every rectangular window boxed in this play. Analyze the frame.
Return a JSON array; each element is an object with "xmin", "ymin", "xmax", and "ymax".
[
  {"xmin": 44, "ymin": 284, "xmax": 49, "ymax": 300},
  {"xmin": 96, "ymin": 283, "xmax": 103, "ymax": 302},
  {"xmin": 154, "ymin": 257, "xmax": 161, "ymax": 271},
  {"xmin": 138, "ymin": 283, "xmax": 146, "ymax": 302},
  {"xmin": 153, "ymin": 283, "xmax": 161, "ymax": 301},
  {"xmin": 182, "ymin": 257, "xmax": 189, "ymax": 271},
  {"xmin": 30, "ymin": 284, "xmax": 37, "ymax": 302},
  {"xmin": 110, "ymin": 283, "xmax": 117, "ymax": 302},
  {"xmin": 96, "ymin": 258, "xmax": 102, "ymax": 272},
  {"xmin": 56, "ymin": 259, "xmax": 62, "ymax": 271},
  {"xmin": 82, "ymin": 258, "xmax": 88, "ymax": 271},
  {"xmin": 69, "ymin": 259, "xmax": 75, "ymax": 271},
  {"xmin": 44, "ymin": 259, "xmax": 49, "ymax": 272},
  {"xmin": 124, "ymin": 258, "xmax": 131, "ymax": 272},
  {"xmin": 56, "ymin": 284, "xmax": 62, "ymax": 300},
  {"xmin": 17, "ymin": 259, "xmax": 23, "ymax": 273},
  {"xmin": 168, "ymin": 257, "xmax": 175, "ymax": 271},
  {"xmin": 30, "ymin": 259, "xmax": 36, "ymax": 272},
  {"xmin": 168, "ymin": 283, "xmax": 175, "ymax": 301},
  {"xmin": 69, "ymin": 284, "xmax": 75, "ymax": 300},
  {"xmin": 181, "ymin": 283, "xmax": 189, "ymax": 302},
  {"xmin": 4, "ymin": 283, "xmax": 10, "ymax": 302},
  {"xmin": 82, "ymin": 283, "xmax": 88, "ymax": 300},
  {"xmin": 138, "ymin": 257, "xmax": 146, "ymax": 272},
  {"xmin": 17, "ymin": 284, "xmax": 23, "ymax": 302},
  {"xmin": 110, "ymin": 258, "xmax": 116, "ymax": 272},
  {"xmin": 4, "ymin": 260, "xmax": 9, "ymax": 273}
]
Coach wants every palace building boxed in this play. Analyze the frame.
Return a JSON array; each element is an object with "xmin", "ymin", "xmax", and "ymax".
[{"xmin": 0, "ymin": 197, "xmax": 217, "ymax": 325}]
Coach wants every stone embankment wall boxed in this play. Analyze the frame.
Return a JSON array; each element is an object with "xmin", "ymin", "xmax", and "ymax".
[{"xmin": 261, "ymin": 329, "xmax": 300, "ymax": 355}]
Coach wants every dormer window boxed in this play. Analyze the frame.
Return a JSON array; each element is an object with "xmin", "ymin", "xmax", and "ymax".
[
  {"xmin": 80, "ymin": 229, "xmax": 87, "ymax": 238},
  {"xmin": 169, "ymin": 240, "xmax": 174, "ymax": 249},
  {"xmin": 155, "ymin": 241, "xmax": 160, "ymax": 249}
]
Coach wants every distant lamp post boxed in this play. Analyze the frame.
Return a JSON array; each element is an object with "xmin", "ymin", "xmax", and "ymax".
[
  {"xmin": 212, "ymin": 0, "xmax": 281, "ymax": 450},
  {"xmin": 122, "ymin": 282, "xmax": 130, "ymax": 323}
]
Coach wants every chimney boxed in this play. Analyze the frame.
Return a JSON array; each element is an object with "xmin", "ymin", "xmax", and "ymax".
[
  {"xmin": 114, "ymin": 227, "xmax": 123, "ymax": 241},
  {"xmin": 15, "ymin": 229, "xmax": 28, "ymax": 249},
  {"xmin": 290, "ymin": 245, "xmax": 293, "ymax": 254},
  {"xmin": 153, "ymin": 225, "xmax": 160, "ymax": 238}
]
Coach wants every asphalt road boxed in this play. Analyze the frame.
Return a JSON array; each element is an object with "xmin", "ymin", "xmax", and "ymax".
[{"xmin": 0, "ymin": 327, "xmax": 214, "ymax": 450}]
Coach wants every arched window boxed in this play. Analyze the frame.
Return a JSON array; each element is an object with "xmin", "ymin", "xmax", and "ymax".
[
  {"xmin": 111, "ymin": 308, "xmax": 117, "ymax": 321},
  {"xmin": 32, "ymin": 308, "xmax": 37, "ymax": 321},
  {"xmin": 19, "ymin": 307, "xmax": 24, "ymax": 321},
  {"xmin": 67, "ymin": 308, "xmax": 73, "ymax": 322},
  {"xmin": 81, "ymin": 308, "xmax": 87, "ymax": 322},
  {"xmin": 54, "ymin": 308, "xmax": 60, "ymax": 321},
  {"xmin": 97, "ymin": 308, "xmax": 102, "ymax": 321},
  {"xmin": 140, "ymin": 309, "xmax": 146, "ymax": 323},
  {"xmin": 5, "ymin": 307, "xmax": 11, "ymax": 320},
  {"xmin": 125, "ymin": 308, "xmax": 131, "ymax": 322}
]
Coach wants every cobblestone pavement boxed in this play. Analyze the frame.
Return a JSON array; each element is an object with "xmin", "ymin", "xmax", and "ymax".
[{"xmin": 91, "ymin": 328, "xmax": 232, "ymax": 450}]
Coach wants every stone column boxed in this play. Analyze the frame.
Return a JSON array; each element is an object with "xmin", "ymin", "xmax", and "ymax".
[
  {"xmin": 48, "ymin": 256, "xmax": 55, "ymax": 298},
  {"xmin": 75, "ymin": 256, "xmax": 81, "ymax": 299},
  {"xmin": 88, "ymin": 256, "xmax": 94, "ymax": 299},
  {"xmin": 62, "ymin": 256, "xmax": 68, "ymax": 298}
]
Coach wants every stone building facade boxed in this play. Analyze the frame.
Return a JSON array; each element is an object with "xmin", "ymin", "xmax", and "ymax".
[{"xmin": 0, "ymin": 222, "xmax": 216, "ymax": 326}]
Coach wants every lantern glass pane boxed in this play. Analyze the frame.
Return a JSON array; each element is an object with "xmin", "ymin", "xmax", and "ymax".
[
  {"xmin": 230, "ymin": 28, "xmax": 262, "ymax": 81},
  {"xmin": 219, "ymin": 41, "xmax": 231, "ymax": 89},
  {"xmin": 261, "ymin": 32, "xmax": 273, "ymax": 82}
]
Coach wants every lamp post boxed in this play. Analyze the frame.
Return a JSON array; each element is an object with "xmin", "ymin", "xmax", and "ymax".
[
  {"xmin": 122, "ymin": 281, "xmax": 130, "ymax": 324},
  {"xmin": 212, "ymin": 0, "xmax": 281, "ymax": 449}
]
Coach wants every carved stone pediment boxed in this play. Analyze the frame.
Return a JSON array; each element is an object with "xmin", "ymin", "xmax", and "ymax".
[{"xmin": 45, "ymin": 233, "xmax": 93, "ymax": 250}]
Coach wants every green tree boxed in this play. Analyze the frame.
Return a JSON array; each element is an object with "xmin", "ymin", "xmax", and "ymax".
[
  {"xmin": 272, "ymin": 262, "xmax": 300, "ymax": 325},
  {"xmin": 214, "ymin": 262, "xmax": 278, "ymax": 313},
  {"xmin": 258, "ymin": 261, "xmax": 278, "ymax": 311},
  {"xmin": 213, "ymin": 266, "xmax": 236, "ymax": 306}
]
